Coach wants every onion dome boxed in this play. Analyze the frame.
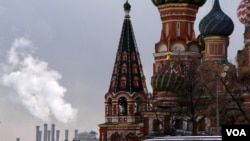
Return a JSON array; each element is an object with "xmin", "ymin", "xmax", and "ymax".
[
  {"xmin": 237, "ymin": 0, "xmax": 249, "ymax": 24},
  {"xmin": 199, "ymin": 0, "xmax": 234, "ymax": 36},
  {"xmin": 152, "ymin": 0, "xmax": 206, "ymax": 7},
  {"xmin": 151, "ymin": 71, "xmax": 185, "ymax": 91},
  {"xmin": 124, "ymin": 0, "xmax": 131, "ymax": 10}
]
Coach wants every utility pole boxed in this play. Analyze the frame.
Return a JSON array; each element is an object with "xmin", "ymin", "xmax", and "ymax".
[{"xmin": 216, "ymin": 74, "xmax": 220, "ymax": 135}]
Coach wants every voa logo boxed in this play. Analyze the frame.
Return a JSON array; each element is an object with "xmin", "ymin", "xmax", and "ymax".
[
  {"xmin": 222, "ymin": 125, "xmax": 250, "ymax": 141},
  {"xmin": 226, "ymin": 129, "xmax": 246, "ymax": 136}
]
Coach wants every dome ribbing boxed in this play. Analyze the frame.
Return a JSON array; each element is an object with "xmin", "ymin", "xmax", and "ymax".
[
  {"xmin": 151, "ymin": 70, "xmax": 185, "ymax": 92},
  {"xmin": 237, "ymin": 0, "xmax": 248, "ymax": 24},
  {"xmin": 199, "ymin": 0, "xmax": 234, "ymax": 36}
]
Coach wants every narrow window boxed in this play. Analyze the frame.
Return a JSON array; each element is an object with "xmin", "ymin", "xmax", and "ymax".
[
  {"xmin": 188, "ymin": 23, "xmax": 191, "ymax": 36},
  {"xmin": 120, "ymin": 76, "xmax": 127, "ymax": 88},
  {"xmin": 176, "ymin": 22, "xmax": 181, "ymax": 37},
  {"xmin": 107, "ymin": 98, "xmax": 112, "ymax": 116},
  {"xmin": 123, "ymin": 56, "xmax": 127, "ymax": 61},
  {"xmin": 153, "ymin": 119, "xmax": 160, "ymax": 132},
  {"xmin": 214, "ymin": 43, "xmax": 218, "ymax": 55},
  {"xmin": 133, "ymin": 64, "xmax": 138, "ymax": 73},
  {"xmin": 134, "ymin": 97, "xmax": 143, "ymax": 116},
  {"xmin": 166, "ymin": 23, "xmax": 169, "ymax": 36},
  {"xmin": 133, "ymin": 76, "xmax": 139, "ymax": 87},
  {"xmin": 121, "ymin": 81, "xmax": 126, "ymax": 87},
  {"xmin": 118, "ymin": 97, "xmax": 127, "ymax": 116},
  {"xmin": 122, "ymin": 64, "xmax": 127, "ymax": 73}
]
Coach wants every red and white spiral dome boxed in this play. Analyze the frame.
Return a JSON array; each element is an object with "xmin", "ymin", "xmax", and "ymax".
[{"xmin": 237, "ymin": 0, "xmax": 249, "ymax": 24}]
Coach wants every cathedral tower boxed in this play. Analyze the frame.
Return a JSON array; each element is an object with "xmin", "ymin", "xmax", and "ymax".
[
  {"xmin": 150, "ymin": 0, "xmax": 206, "ymax": 110},
  {"xmin": 98, "ymin": 1, "xmax": 148, "ymax": 141},
  {"xmin": 199, "ymin": 0, "xmax": 234, "ymax": 62},
  {"xmin": 198, "ymin": 0, "xmax": 236, "ymax": 134},
  {"xmin": 237, "ymin": 0, "xmax": 250, "ymax": 68},
  {"xmin": 236, "ymin": 0, "xmax": 250, "ymax": 108},
  {"xmin": 143, "ymin": 0, "xmax": 206, "ymax": 136}
]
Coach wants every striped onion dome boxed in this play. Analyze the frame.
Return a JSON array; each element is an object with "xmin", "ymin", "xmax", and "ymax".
[
  {"xmin": 237, "ymin": 0, "xmax": 249, "ymax": 24},
  {"xmin": 199, "ymin": 0, "xmax": 234, "ymax": 36},
  {"xmin": 152, "ymin": 0, "xmax": 206, "ymax": 7},
  {"xmin": 151, "ymin": 71, "xmax": 185, "ymax": 91}
]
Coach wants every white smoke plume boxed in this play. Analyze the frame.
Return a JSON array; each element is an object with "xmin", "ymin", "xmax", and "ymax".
[{"xmin": 1, "ymin": 38, "xmax": 78, "ymax": 123}]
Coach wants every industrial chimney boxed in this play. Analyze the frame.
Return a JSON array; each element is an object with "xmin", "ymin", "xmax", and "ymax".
[
  {"xmin": 51, "ymin": 124, "xmax": 55, "ymax": 141},
  {"xmin": 39, "ymin": 130, "xmax": 42, "ymax": 141},
  {"xmin": 47, "ymin": 130, "xmax": 51, "ymax": 141},
  {"xmin": 44, "ymin": 124, "xmax": 48, "ymax": 141},
  {"xmin": 56, "ymin": 130, "xmax": 60, "ymax": 141},
  {"xmin": 65, "ymin": 130, "xmax": 69, "ymax": 141},
  {"xmin": 73, "ymin": 129, "xmax": 78, "ymax": 141},
  {"xmin": 36, "ymin": 126, "xmax": 40, "ymax": 141}
]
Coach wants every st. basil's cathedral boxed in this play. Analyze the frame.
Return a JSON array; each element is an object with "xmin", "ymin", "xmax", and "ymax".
[{"xmin": 98, "ymin": 0, "xmax": 250, "ymax": 140}]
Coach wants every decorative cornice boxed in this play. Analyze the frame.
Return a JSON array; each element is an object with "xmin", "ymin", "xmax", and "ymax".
[{"xmin": 158, "ymin": 3, "xmax": 199, "ymax": 9}]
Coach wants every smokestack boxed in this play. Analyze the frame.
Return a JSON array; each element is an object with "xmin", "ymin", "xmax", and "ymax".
[
  {"xmin": 56, "ymin": 130, "xmax": 60, "ymax": 141},
  {"xmin": 74, "ymin": 129, "xmax": 78, "ymax": 141},
  {"xmin": 36, "ymin": 126, "xmax": 40, "ymax": 141},
  {"xmin": 44, "ymin": 124, "xmax": 48, "ymax": 141},
  {"xmin": 47, "ymin": 130, "xmax": 51, "ymax": 141},
  {"xmin": 65, "ymin": 130, "xmax": 69, "ymax": 141},
  {"xmin": 51, "ymin": 124, "xmax": 55, "ymax": 141},
  {"xmin": 16, "ymin": 138, "xmax": 20, "ymax": 141},
  {"xmin": 39, "ymin": 131, "xmax": 42, "ymax": 141}
]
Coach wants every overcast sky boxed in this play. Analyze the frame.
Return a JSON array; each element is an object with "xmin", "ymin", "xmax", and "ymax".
[{"xmin": 0, "ymin": 0, "xmax": 244, "ymax": 140}]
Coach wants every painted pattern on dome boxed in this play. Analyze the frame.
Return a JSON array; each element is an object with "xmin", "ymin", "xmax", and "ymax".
[{"xmin": 237, "ymin": 0, "xmax": 249, "ymax": 24}]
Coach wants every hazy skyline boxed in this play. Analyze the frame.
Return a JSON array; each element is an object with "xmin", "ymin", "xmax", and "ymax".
[{"xmin": 0, "ymin": 0, "xmax": 245, "ymax": 140}]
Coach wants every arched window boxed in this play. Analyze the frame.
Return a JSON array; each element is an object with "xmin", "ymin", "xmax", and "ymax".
[
  {"xmin": 134, "ymin": 97, "xmax": 143, "ymax": 116},
  {"xmin": 175, "ymin": 118, "xmax": 183, "ymax": 130},
  {"xmin": 110, "ymin": 132, "xmax": 121, "ymax": 141},
  {"xmin": 153, "ymin": 119, "xmax": 160, "ymax": 132},
  {"xmin": 118, "ymin": 97, "xmax": 127, "ymax": 116},
  {"xmin": 107, "ymin": 98, "xmax": 112, "ymax": 116}
]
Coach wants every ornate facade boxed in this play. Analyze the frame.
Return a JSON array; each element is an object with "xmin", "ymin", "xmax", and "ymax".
[
  {"xmin": 99, "ymin": 0, "xmax": 250, "ymax": 140},
  {"xmin": 98, "ymin": 2, "xmax": 148, "ymax": 141}
]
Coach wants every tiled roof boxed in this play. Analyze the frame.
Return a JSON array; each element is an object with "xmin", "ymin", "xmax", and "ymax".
[{"xmin": 108, "ymin": 4, "xmax": 148, "ymax": 94}]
